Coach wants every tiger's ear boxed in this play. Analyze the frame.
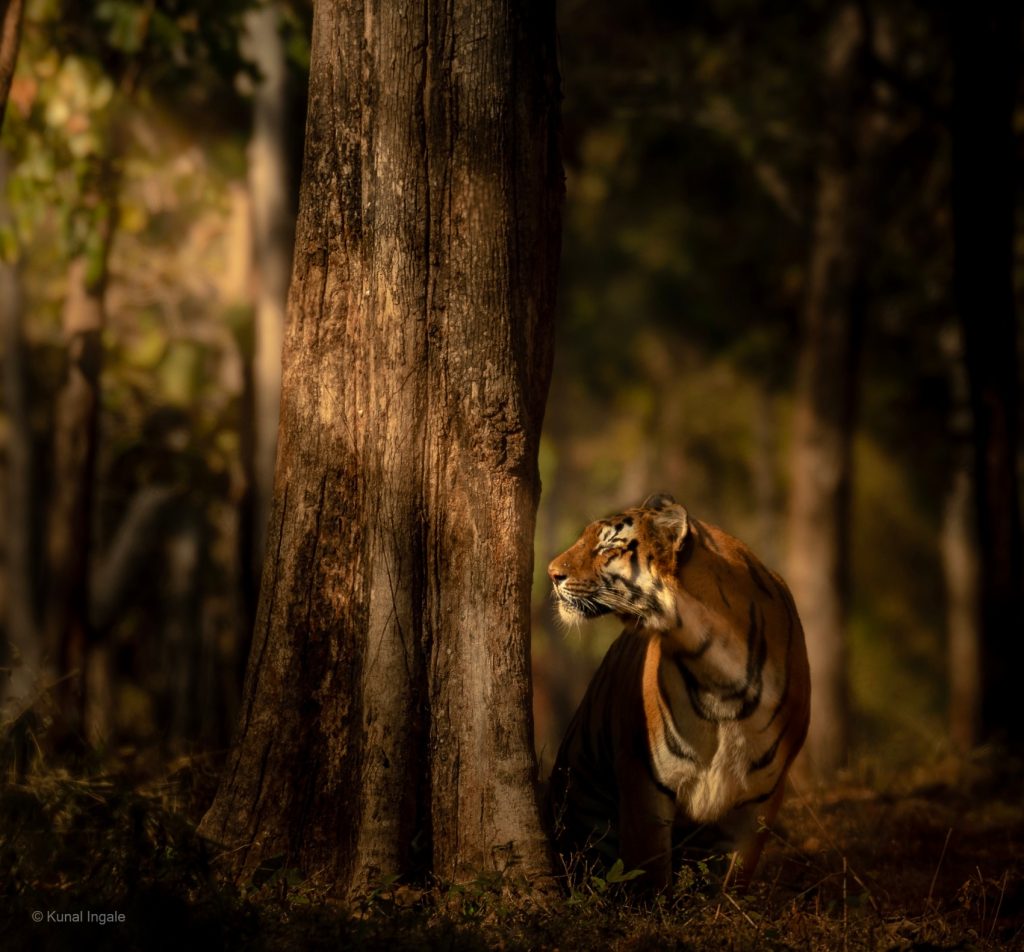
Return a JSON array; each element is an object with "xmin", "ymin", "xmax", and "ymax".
[
  {"xmin": 641, "ymin": 491, "xmax": 677, "ymax": 511},
  {"xmin": 648, "ymin": 498, "xmax": 690, "ymax": 554}
]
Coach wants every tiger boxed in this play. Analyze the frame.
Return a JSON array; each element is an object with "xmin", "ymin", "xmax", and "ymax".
[{"xmin": 545, "ymin": 492, "xmax": 810, "ymax": 892}]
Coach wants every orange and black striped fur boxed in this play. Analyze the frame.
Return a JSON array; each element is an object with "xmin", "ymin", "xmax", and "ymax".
[{"xmin": 546, "ymin": 494, "xmax": 810, "ymax": 891}]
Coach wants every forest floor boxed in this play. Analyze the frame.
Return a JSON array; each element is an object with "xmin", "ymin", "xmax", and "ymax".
[{"xmin": 1, "ymin": 738, "xmax": 1022, "ymax": 951}]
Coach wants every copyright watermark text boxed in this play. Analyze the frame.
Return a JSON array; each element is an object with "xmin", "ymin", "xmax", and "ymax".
[{"xmin": 32, "ymin": 910, "xmax": 126, "ymax": 925}]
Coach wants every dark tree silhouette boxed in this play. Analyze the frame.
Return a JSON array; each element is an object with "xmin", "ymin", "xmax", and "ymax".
[{"xmin": 950, "ymin": 5, "xmax": 1022, "ymax": 746}]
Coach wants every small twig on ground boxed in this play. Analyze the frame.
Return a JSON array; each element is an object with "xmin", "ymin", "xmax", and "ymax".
[
  {"xmin": 988, "ymin": 869, "xmax": 1009, "ymax": 939},
  {"xmin": 721, "ymin": 887, "xmax": 759, "ymax": 932},
  {"xmin": 842, "ymin": 856, "xmax": 848, "ymax": 952},
  {"xmin": 976, "ymin": 866, "xmax": 987, "ymax": 934},
  {"xmin": 927, "ymin": 827, "xmax": 953, "ymax": 906}
]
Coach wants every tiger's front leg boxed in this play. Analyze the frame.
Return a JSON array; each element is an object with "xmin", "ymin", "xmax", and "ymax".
[
  {"xmin": 617, "ymin": 762, "xmax": 677, "ymax": 891},
  {"xmin": 719, "ymin": 779, "xmax": 787, "ymax": 892}
]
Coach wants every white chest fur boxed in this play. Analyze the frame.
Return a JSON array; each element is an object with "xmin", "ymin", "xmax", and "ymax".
[{"xmin": 644, "ymin": 638, "xmax": 782, "ymax": 824}]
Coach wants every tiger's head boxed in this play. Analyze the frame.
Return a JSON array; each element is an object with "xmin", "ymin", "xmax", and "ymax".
[{"xmin": 547, "ymin": 493, "xmax": 690, "ymax": 631}]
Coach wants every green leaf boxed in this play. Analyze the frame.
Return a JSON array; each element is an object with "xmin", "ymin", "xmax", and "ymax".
[
  {"xmin": 605, "ymin": 858, "xmax": 645, "ymax": 884},
  {"xmin": 96, "ymin": 0, "xmax": 149, "ymax": 54}
]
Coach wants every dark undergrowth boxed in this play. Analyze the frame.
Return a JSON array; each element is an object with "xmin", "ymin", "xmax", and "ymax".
[{"xmin": 1, "ymin": 732, "xmax": 1022, "ymax": 951}]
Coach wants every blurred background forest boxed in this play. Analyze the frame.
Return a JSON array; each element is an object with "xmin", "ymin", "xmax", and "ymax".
[{"xmin": 0, "ymin": 0, "xmax": 1021, "ymax": 789}]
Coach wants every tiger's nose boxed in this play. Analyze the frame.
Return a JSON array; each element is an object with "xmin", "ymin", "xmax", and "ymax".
[{"xmin": 548, "ymin": 560, "xmax": 568, "ymax": 585}]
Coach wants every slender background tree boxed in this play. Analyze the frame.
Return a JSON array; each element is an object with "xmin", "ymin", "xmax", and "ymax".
[
  {"xmin": 240, "ymin": 1, "xmax": 291, "ymax": 588},
  {"xmin": 785, "ymin": 4, "xmax": 870, "ymax": 779},
  {"xmin": 0, "ymin": 0, "xmax": 22, "ymax": 125}
]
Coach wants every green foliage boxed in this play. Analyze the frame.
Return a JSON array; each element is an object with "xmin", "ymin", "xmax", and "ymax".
[
  {"xmin": 54, "ymin": 0, "xmax": 253, "ymax": 109},
  {"xmin": 567, "ymin": 857, "xmax": 646, "ymax": 907},
  {"xmin": 2, "ymin": 49, "xmax": 116, "ymax": 263},
  {"xmin": 0, "ymin": 0, "xmax": 301, "ymax": 753},
  {"xmin": 95, "ymin": 1, "xmax": 152, "ymax": 55}
]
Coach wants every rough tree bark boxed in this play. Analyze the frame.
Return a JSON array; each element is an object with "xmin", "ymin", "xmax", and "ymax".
[
  {"xmin": 0, "ymin": 0, "xmax": 23, "ymax": 126},
  {"xmin": 199, "ymin": 0, "xmax": 562, "ymax": 893},
  {"xmin": 786, "ymin": 4, "xmax": 868, "ymax": 780},
  {"xmin": 950, "ymin": 5, "xmax": 1022, "ymax": 746}
]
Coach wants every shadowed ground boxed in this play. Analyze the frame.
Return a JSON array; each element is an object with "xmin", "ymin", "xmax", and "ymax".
[{"xmin": 2, "ymin": 741, "xmax": 1021, "ymax": 950}]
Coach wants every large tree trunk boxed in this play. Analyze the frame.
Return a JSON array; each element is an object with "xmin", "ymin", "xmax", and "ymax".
[
  {"xmin": 951, "ymin": 6, "xmax": 1022, "ymax": 747},
  {"xmin": 199, "ymin": 0, "xmax": 562, "ymax": 894},
  {"xmin": 0, "ymin": 0, "xmax": 23, "ymax": 126},
  {"xmin": 786, "ymin": 5, "xmax": 868, "ymax": 780}
]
